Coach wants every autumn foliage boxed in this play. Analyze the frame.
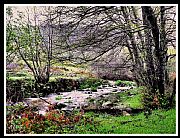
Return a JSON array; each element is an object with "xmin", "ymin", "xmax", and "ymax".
[{"xmin": 6, "ymin": 106, "xmax": 88, "ymax": 134}]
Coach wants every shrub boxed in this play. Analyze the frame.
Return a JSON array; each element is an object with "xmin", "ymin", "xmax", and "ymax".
[
  {"xmin": 115, "ymin": 80, "xmax": 135, "ymax": 87},
  {"xmin": 158, "ymin": 88, "xmax": 176, "ymax": 110},
  {"xmin": 141, "ymin": 87, "xmax": 156, "ymax": 115},
  {"xmin": 141, "ymin": 87, "xmax": 175, "ymax": 119},
  {"xmin": 6, "ymin": 78, "xmax": 35, "ymax": 103},
  {"xmin": 90, "ymin": 87, "xmax": 97, "ymax": 92},
  {"xmin": 6, "ymin": 77, "xmax": 80, "ymax": 102},
  {"xmin": 15, "ymin": 72, "xmax": 29, "ymax": 77},
  {"xmin": 79, "ymin": 78, "xmax": 104, "ymax": 90},
  {"xmin": 6, "ymin": 104, "xmax": 96, "ymax": 134},
  {"xmin": 55, "ymin": 96, "xmax": 62, "ymax": 100},
  {"xmin": 141, "ymin": 83, "xmax": 176, "ymax": 115},
  {"xmin": 88, "ymin": 98, "xmax": 95, "ymax": 103}
]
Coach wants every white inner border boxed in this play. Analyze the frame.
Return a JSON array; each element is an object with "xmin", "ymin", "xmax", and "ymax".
[{"xmin": 4, "ymin": 4, "xmax": 178, "ymax": 136}]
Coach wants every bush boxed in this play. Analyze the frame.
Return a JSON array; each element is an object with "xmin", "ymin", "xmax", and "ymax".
[
  {"xmin": 115, "ymin": 80, "xmax": 135, "ymax": 87},
  {"xmin": 6, "ymin": 78, "xmax": 35, "ymax": 103},
  {"xmin": 55, "ymin": 96, "xmax": 62, "ymax": 100},
  {"xmin": 90, "ymin": 87, "xmax": 97, "ymax": 92},
  {"xmin": 15, "ymin": 72, "xmax": 29, "ymax": 77},
  {"xmin": 6, "ymin": 77, "xmax": 80, "ymax": 103},
  {"xmin": 6, "ymin": 105, "xmax": 96, "ymax": 134},
  {"xmin": 141, "ymin": 84, "xmax": 176, "ymax": 114},
  {"xmin": 79, "ymin": 78, "xmax": 103, "ymax": 90},
  {"xmin": 158, "ymin": 90, "xmax": 176, "ymax": 110}
]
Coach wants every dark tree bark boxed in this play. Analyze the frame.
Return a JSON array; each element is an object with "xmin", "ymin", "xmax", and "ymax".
[{"xmin": 142, "ymin": 6, "xmax": 168, "ymax": 98}]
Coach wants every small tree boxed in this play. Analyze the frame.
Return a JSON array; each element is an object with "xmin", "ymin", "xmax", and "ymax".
[{"xmin": 6, "ymin": 6, "xmax": 53, "ymax": 95}]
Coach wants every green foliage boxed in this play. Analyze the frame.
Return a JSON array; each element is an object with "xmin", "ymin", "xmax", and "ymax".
[
  {"xmin": 55, "ymin": 96, "xmax": 62, "ymax": 101},
  {"xmin": 90, "ymin": 86, "xmax": 97, "ymax": 92},
  {"xmin": 158, "ymin": 91, "xmax": 176, "ymax": 110},
  {"xmin": 141, "ymin": 87, "xmax": 157, "ymax": 116},
  {"xmin": 6, "ymin": 78, "xmax": 35, "ymax": 103},
  {"xmin": 74, "ymin": 108, "xmax": 176, "ymax": 134},
  {"xmin": 6, "ymin": 107, "xmax": 95, "ymax": 134},
  {"xmin": 6, "ymin": 102, "xmax": 26, "ymax": 116},
  {"xmin": 7, "ymin": 76, "xmax": 34, "ymax": 81},
  {"xmin": 15, "ymin": 72, "xmax": 29, "ymax": 77},
  {"xmin": 6, "ymin": 77, "xmax": 80, "ymax": 101},
  {"xmin": 88, "ymin": 98, "xmax": 95, "ymax": 103},
  {"xmin": 115, "ymin": 80, "xmax": 136, "ymax": 87},
  {"xmin": 118, "ymin": 87, "xmax": 144, "ymax": 109},
  {"xmin": 64, "ymin": 99, "xmax": 73, "ymax": 104},
  {"xmin": 85, "ymin": 87, "xmax": 144, "ymax": 110},
  {"xmin": 6, "ymin": 9, "xmax": 52, "ymax": 85},
  {"xmin": 141, "ymin": 85, "xmax": 176, "ymax": 113},
  {"xmin": 79, "ymin": 78, "xmax": 103, "ymax": 90},
  {"xmin": 167, "ymin": 58, "xmax": 176, "ymax": 73}
]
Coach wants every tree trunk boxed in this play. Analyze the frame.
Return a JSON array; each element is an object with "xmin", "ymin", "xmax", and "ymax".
[{"xmin": 142, "ymin": 6, "xmax": 167, "ymax": 98}]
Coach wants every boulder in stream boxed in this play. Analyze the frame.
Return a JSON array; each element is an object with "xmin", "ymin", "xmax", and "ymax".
[
  {"xmin": 84, "ymin": 91, "xmax": 92, "ymax": 94},
  {"xmin": 61, "ymin": 106, "xmax": 74, "ymax": 112},
  {"xmin": 112, "ymin": 88, "xmax": 118, "ymax": 92},
  {"xmin": 55, "ymin": 102, "xmax": 67, "ymax": 109},
  {"xmin": 122, "ymin": 111, "xmax": 131, "ymax": 116},
  {"xmin": 102, "ymin": 101, "xmax": 114, "ymax": 107}
]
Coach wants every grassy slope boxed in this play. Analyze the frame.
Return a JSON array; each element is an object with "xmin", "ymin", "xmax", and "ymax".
[
  {"xmin": 117, "ymin": 87, "xmax": 144, "ymax": 109},
  {"xmin": 7, "ymin": 61, "xmax": 93, "ymax": 81},
  {"xmin": 75, "ymin": 108, "xmax": 176, "ymax": 134},
  {"xmin": 73, "ymin": 86, "xmax": 176, "ymax": 134}
]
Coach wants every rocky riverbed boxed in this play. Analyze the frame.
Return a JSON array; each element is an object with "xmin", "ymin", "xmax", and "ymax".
[{"xmin": 9, "ymin": 82, "xmax": 136, "ymax": 116}]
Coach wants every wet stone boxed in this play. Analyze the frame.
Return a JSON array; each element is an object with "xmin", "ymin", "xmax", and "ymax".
[
  {"xmin": 56, "ymin": 102, "xmax": 67, "ymax": 109},
  {"xmin": 97, "ymin": 86, "xmax": 103, "ymax": 89},
  {"xmin": 102, "ymin": 85, "xmax": 108, "ymax": 88},
  {"xmin": 61, "ymin": 106, "xmax": 74, "ymax": 111},
  {"xmin": 47, "ymin": 93, "xmax": 58, "ymax": 97},
  {"xmin": 112, "ymin": 89, "xmax": 118, "ymax": 92},
  {"xmin": 57, "ymin": 92, "xmax": 63, "ymax": 95},
  {"xmin": 77, "ymin": 89, "xmax": 84, "ymax": 91},
  {"xmin": 84, "ymin": 91, "xmax": 92, "ymax": 94},
  {"xmin": 97, "ymin": 89, "xmax": 104, "ymax": 92},
  {"xmin": 102, "ymin": 101, "xmax": 113, "ymax": 107}
]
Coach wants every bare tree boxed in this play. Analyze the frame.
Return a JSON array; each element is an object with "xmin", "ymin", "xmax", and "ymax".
[
  {"xmin": 7, "ymin": 6, "xmax": 176, "ymax": 107},
  {"xmin": 6, "ymin": 6, "xmax": 56, "ymax": 96},
  {"xmin": 52, "ymin": 6, "xmax": 176, "ymax": 108}
]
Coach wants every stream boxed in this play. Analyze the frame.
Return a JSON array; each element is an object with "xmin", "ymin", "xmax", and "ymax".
[
  {"xmin": 6, "ymin": 80, "xmax": 136, "ymax": 115},
  {"xmin": 22, "ymin": 81, "xmax": 135, "ymax": 115}
]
